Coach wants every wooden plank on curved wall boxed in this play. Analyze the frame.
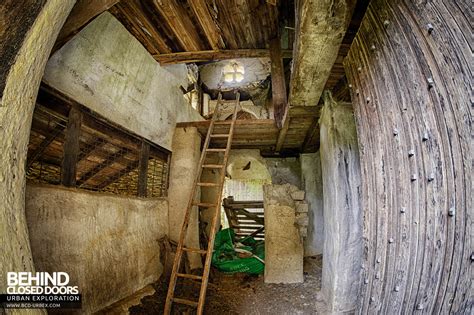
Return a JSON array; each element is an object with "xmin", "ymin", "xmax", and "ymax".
[{"xmin": 343, "ymin": 0, "xmax": 471, "ymax": 313}]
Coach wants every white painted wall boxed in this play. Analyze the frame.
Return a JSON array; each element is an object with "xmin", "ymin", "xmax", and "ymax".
[{"xmin": 43, "ymin": 12, "xmax": 202, "ymax": 151}]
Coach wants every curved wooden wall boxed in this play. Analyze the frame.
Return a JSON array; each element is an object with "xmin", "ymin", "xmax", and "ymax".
[{"xmin": 344, "ymin": 0, "xmax": 472, "ymax": 313}]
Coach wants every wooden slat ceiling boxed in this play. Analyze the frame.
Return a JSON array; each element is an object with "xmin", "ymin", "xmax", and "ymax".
[
  {"xmin": 108, "ymin": 0, "xmax": 280, "ymax": 57},
  {"xmin": 176, "ymin": 104, "xmax": 319, "ymax": 154}
]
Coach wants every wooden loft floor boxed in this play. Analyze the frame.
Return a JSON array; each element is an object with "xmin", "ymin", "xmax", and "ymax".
[{"xmin": 176, "ymin": 104, "xmax": 320, "ymax": 155}]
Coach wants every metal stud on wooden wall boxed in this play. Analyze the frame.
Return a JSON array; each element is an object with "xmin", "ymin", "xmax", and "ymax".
[{"xmin": 427, "ymin": 23, "xmax": 434, "ymax": 34}]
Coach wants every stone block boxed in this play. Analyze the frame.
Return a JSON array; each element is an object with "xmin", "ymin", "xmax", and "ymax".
[
  {"xmin": 295, "ymin": 213, "xmax": 309, "ymax": 226},
  {"xmin": 263, "ymin": 184, "xmax": 304, "ymax": 284},
  {"xmin": 295, "ymin": 201, "xmax": 309, "ymax": 213},
  {"xmin": 299, "ymin": 227, "xmax": 308, "ymax": 238},
  {"xmin": 291, "ymin": 190, "xmax": 306, "ymax": 201}
]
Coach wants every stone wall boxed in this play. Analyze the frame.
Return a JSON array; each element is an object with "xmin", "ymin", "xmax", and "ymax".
[
  {"xmin": 43, "ymin": 12, "xmax": 203, "ymax": 151},
  {"xmin": 263, "ymin": 184, "xmax": 305, "ymax": 284},
  {"xmin": 25, "ymin": 183, "xmax": 168, "ymax": 313},
  {"xmin": 301, "ymin": 152, "xmax": 324, "ymax": 256},
  {"xmin": 319, "ymin": 93, "xmax": 362, "ymax": 313}
]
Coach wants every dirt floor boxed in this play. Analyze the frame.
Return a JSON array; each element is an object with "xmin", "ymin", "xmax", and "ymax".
[{"xmin": 129, "ymin": 255, "xmax": 326, "ymax": 315}]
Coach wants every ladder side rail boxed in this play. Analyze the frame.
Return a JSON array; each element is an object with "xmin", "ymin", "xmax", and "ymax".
[
  {"xmin": 164, "ymin": 93, "xmax": 223, "ymax": 314},
  {"xmin": 196, "ymin": 92, "xmax": 240, "ymax": 314}
]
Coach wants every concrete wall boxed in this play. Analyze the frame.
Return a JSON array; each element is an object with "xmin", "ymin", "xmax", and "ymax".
[
  {"xmin": 301, "ymin": 152, "xmax": 324, "ymax": 256},
  {"xmin": 319, "ymin": 93, "xmax": 362, "ymax": 313},
  {"xmin": 25, "ymin": 184, "xmax": 168, "ymax": 314},
  {"xmin": 43, "ymin": 12, "xmax": 202, "ymax": 151}
]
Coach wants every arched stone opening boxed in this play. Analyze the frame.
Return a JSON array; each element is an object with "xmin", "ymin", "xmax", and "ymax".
[{"xmin": 0, "ymin": 0, "xmax": 76, "ymax": 299}]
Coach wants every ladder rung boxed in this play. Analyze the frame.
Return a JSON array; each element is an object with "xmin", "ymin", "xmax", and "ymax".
[
  {"xmin": 176, "ymin": 273, "xmax": 203, "ymax": 280},
  {"xmin": 182, "ymin": 247, "xmax": 207, "ymax": 254},
  {"xmin": 193, "ymin": 202, "xmax": 217, "ymax": 208},
  {"xmin": 210, "ymin": 134, "xmax": 229, "ymax": 138},
  {"xmin": 206, "ymin": 148, "xmax": 226, "ymax": 152},
  {"xmin": 202, "ymin": 164, "xmax": 224, "ymax": 168},
  {"xmin": 173, "ymin": 297, "xmax": 198, "ymax": 307},
  {"xmin": 197, "ymin": 182, "xmax": 219, "ymax": 187},
  {"xmin": 214, "ymin": 121, "xmax": 232, "ymax": 125}
]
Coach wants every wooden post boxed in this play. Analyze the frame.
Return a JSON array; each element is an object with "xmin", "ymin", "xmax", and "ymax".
[
  {"xmin": 269, "ymin": 36, "xmax": 287, "ymax": 129},
  {"xmin": 61, "ymin": 105, "xmax": 82, "ymax": 187},
  {"xmin": 137, "ymin": 140, "xmax": 150, "ymax": 197}
]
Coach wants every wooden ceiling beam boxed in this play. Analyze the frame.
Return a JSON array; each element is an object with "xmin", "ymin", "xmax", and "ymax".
[
  {"xmin": 154, "ymin": 49, "xmax": 293, "ymax": 65},
  {"xmin": 109, "ymin": 0, "xmax": 172, "ymax": 54},
  {"xmin": 188, "ymin": 0, "xmax": 225, "ymax": 50},
  {"xmin": 270, "ymin": 37, "xmax": 287, "ymax": 129},
  {"xmin": 52, "ymin": 0, "xmax": 120, "ymax": 54},
  {"xmin": 288, "ymin": 0, "xmax": 356, "ymax": 106},
  {"xmin": 152, "ymin": 0, "xmax": 206, "ymax": 51}
]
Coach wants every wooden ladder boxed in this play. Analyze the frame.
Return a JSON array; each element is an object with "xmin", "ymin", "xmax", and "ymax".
[{"xmin": 164, "ymin": 92, "xmax": 240, "ymax": 314}]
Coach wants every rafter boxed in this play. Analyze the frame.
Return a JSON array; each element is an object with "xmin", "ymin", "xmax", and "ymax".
[
  {"xmin": 77, "ymin": 147, "xmax": 129, "ymax": 186},
  {"xmin": 52, "ymin": 0, "xmax": 120, "ymax": 53},
  {"xmin": 188, "ymin": 0, "xmax": 225, "ymax": 50},
  {"xmin": 152, "ymin": 0, "xmax": 205, "ymax": 51}
]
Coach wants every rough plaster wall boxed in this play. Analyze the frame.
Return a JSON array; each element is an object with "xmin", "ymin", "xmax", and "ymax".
[
  {"xmin": 265, "ymin": 157, "xmax": 302, "ymax": 188},
  {"xmin": 301, "ymin": 152, "xmax": 324, "ymax": 256},
  {"xmin": 167, "ymin": 127, "xmax": 202, "ymax": 269},
  {"xmin": 345, "ymin": 1, "xmax": 471, "ymax": 312},
  {"xmin": 0, "ymin": 2, "xmax": 75, "ymax": 315},
  {"xmin": 25, "ymin": 184, "xmax": 168, "ymax": 313},
  {"xmin": 208, "ymin": 100, "xmax": 269, "ymax": 119},
  {"xmin": 43, "ymin": 12, "xmax": 202, "ymax": 151},
  {"xmin": 320, "ymin": 94, "xmax": 362, "ymax": 313},
  {"xmin": 223, "ymin": 149, "xmax": 272, "ymax": 201}
]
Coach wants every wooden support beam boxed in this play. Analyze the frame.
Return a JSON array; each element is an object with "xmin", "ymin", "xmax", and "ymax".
[
  {"xmin": 188, "ymin": 0, "xmax": 225, "ymax": 50},
  {"xmin": 52, "ymin": 0, "xmax": 120, "ymax": 53},
  {"xmin": 301, "ymin": 117, "xmax": 319, "ymax": 151},
  {"xmin": 37, "ymin": 83, "xmax": 170, "ymax": 160},
  {"xmin": 275, "ymin": 114, "xmax": 290, "ymax": 152},
  {"xmin": 77, "ymin": 147, "xmax": 129, "ymax": 186},
  {"xmin": 61, "ymin": 105, "xmax": 82, "ymax": 187},
  {"xmin": 137, "ymin": 141, "xmax": 150, "ymax": 197},
  {"xmin": 154, "ymin": 49, "xmax": 293, "ymax": 65},
  {"xmin": 27, "ymin": 124, "xmax": 64, "ymax": 169},
  {"xmin": 270, "ymin": 37, "xmax": 287, "ymax": 129},
  {"xmin": 152, "ymin": 0, "xmax": 205, "ymax": 51}
]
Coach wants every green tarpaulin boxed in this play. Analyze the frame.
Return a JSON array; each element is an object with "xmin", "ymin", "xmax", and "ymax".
[{"xmin": 211, "ymin": 228, "xmax": 265, "ymax": 275}]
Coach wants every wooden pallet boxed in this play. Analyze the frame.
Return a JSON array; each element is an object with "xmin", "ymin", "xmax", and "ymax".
[{"xmin": 164, "ymin": 92, "xmax": 240, "ymax": 314}]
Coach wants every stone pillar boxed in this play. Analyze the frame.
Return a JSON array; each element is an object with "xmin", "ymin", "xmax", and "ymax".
[
  {"xmin": 0, "ymin": 0, "xmax": 76, "ymax": 307},
  {"xmin": 263, "ymin": 184, "xmax": 304, "ymax": 284},
  {"xmin": 167, "ymin": 127, "xmax": 202, "ymax": 269},
  {"xmin": 320, "ymin": 92, "xmax": 362, "ymax": 313},
  {"xmin": 301, "ymin": 152, "xmax": 324, "ymax": 256}
]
